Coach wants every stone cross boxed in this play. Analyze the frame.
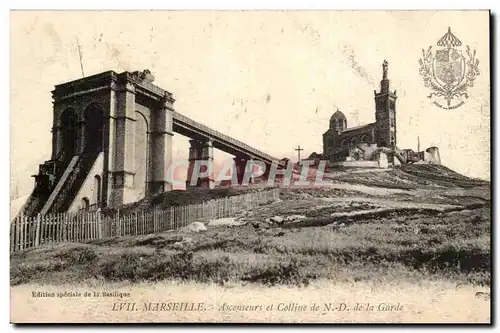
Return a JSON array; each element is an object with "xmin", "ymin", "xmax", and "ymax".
[{"xmin": 295, "ymin": 145, "xmax": 304, "ymax": 163}]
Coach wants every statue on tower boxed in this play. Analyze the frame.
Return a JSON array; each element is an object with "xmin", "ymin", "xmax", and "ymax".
[
  {"xmin": 132, "ymin": 69, "xmax": 155, "ymax": 83},
  {"xmin": 382, "ymin": 60, "xmax": 388, "ymax": 79}
]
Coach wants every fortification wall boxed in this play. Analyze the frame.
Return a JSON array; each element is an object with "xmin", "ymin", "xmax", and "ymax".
[
  {"xmin": 424, "ymin": 147, "xmax": 441, "ymax": 165},
  {"xmin": 329, "ymin": 160, "xmax": 380, "ymax": 169},
  {"xmin": 378, "ymin": 151, "xmax": 389, "ymax": 168},
  {"xmin": 361, "ymin": 143, "xmax": 379, "ymax": 160}
]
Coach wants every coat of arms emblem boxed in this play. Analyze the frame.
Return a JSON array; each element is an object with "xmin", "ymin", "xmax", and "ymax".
[{"xmin": 419, "ymin": 27, "xmax": 480, "ymax": 109}]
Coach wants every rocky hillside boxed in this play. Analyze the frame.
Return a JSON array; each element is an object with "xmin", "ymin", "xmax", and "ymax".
[{"xmin": 113, "ymin": 164, "xmax": 488, "ymax": 213}]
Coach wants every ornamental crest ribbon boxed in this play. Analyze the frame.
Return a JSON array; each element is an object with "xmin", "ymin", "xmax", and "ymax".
[{"xmin": 418, "ymin": 27, "xmax": 480, "ymax": 109}]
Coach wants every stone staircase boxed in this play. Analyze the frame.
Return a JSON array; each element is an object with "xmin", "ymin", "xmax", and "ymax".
[
  {"xmin": 19, "ymin": 154, "xmax": 67, "ymax": 218},
  {"xmin": 45, "ymin": 150, "xmax": 101, "ymax": 214},
  {"xmin": 18, "ymin": 149, "xmax": 101, "ymax": 217}
]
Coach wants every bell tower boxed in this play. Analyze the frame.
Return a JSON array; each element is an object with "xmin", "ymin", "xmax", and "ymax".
[{"xmin": 374, "ymin": 60, "xmax": 397, "ymax": 148}]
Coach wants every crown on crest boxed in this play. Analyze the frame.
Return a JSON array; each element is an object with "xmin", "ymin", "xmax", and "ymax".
[{"xmin": 437, "ymin": 27, "xmax": 462, "ymax": 48}]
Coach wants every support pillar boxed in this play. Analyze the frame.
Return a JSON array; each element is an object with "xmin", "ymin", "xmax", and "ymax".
[
  {"xmin": 199, "ymin": 139, "xmax": 214, "ymax": 189},
  {"xmin": 262, "ymin": 163, "xmax": 271, "ymax": 183},
  {"xmin": 242, "ymin": 158, "xmax": 256, "ymax": 185},
  {"xmin": 186, "ymin": 139, "xmax": 214, "ymax": 189},
  {"xmin": 51, "ymin": 125, "xmax": 62, "ymax": 160},
  {"xmin": 109, "ymin": 81, "xmax": 136, "ymax": 206},
  {"xmin": 105, "ymin": 86, "xmax": 117, "ymax": 208},
  {"xmin": 148, "ymin": 93, "xmax": 175, "ymax": 194},
  {"xmin": 233, "ymin": 155, "xmax": 249, "ymax": 185},
  {"xmin": 186, "ymin": 140, "xmax": 202, "ymax": 188},
  {"xmin": 77, "ymin": 118, "xmax": 87, "ymax": 154}
]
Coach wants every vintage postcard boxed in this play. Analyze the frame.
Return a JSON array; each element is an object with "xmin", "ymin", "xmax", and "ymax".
[{"xmin": 10, "ymin": 10, "xmax": 491, "ymax": 323}]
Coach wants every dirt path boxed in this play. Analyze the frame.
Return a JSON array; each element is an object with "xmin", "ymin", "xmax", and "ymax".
[
  {"xmin": 11, "ymin": 280, "xmax": 490, "ymax": 323},
  {"xmin": 319, "ymin": 196, "xmax": 461, "ymax": 211}
]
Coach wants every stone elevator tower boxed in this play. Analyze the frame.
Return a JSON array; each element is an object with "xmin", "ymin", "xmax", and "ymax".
[
  {"xmin": 20, "ymin": 69, "xmax": 280, "ymax": 218},
  {"xmin": 22, "ymin": 70, "xmax": 175, "ymax": 217}
]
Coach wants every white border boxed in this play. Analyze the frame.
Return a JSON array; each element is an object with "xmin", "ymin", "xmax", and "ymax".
[{"xmin": 3, "ymin": 1, "xmax": 498, "ymax": 10}]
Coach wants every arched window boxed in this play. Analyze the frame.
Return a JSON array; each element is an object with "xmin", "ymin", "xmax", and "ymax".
[
  {"xmin": 59, "ymin": 108, "xmax": 78, "ymax": 162},
  {"xmin": 81, "ymin": 197, "xmax": 90, "ymax": 210},
  {"xmin": 330, "ymin": 118, "xmax": 338, "ymax": 130},
  {"xmin": 338, "ymin": 119, "xmax": 345, "ymax": 131},
  {"xmin": 341, "ymin": 140, "xmax": 348, "ymax": 147},
  {"xmin": 135, "ymin": 111, "xmax": 149, "ymax": 197},
  {"xmin": 360, "ymin": 135, "xmax": 368, "ymax": 142},
  {"xmin": 84, "ymin": 104, "xmax": 104, "ymax": 153}
]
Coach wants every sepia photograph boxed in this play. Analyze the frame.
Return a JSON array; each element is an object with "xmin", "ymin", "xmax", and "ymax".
[{"xmin": 9, "ymin": 10, "xmax": 491, "ymax": 323}]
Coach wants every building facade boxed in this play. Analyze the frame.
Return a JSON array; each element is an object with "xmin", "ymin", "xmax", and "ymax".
[
  {"xmin": 323, "ymin": 60, "xmax": 397, "ymax": 161},
  {"xmin": 19, "ymin": 69, "xmax": 281, "ymax": 218}
]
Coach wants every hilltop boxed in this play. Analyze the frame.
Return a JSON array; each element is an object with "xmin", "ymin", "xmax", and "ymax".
[{"xmin": 112, "ymin": 164, "xmax": 488, "ymax": 213}]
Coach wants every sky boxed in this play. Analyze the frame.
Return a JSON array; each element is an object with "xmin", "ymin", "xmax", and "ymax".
[{"xmin": 10, "ymin": 11, "xmax": 490, "ymax": 198}]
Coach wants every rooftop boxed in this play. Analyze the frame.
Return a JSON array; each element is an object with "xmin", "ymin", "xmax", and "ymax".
[{"xmin": 341, "ymin": 123, "xmax": 375, "ymax": 134}]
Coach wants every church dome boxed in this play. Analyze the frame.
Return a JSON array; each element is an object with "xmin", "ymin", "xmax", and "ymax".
[
  {"xmin": 330, "ymin": 110, "xmax": 347, "ymax": 132},
  {"xmin": 330, "ymin": 110, "xmax": 346, "ymax": 121}
]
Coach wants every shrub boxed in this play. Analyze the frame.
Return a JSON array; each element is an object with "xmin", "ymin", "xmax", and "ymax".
[
  {"xmin": 242, "ymin": 258, "xmax": 312, "ymax": 286},
  {"xmin": 54, "ymin": 247, "xmax": 98, "ymax": 266}
]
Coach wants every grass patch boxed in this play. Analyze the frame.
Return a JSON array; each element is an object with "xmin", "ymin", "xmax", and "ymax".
[
  {"xmin": 11, "ymin": 204, "xmax": 490, "ymax": 287},
  {"xmin": 10, "ymin": 169, "xmax": 490, "ymax": 288}
]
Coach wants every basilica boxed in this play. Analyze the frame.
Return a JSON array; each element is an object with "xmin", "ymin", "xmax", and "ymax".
[
  {"xmin": 321, "ymin": 60, "xmax": 441, "ymax": 168},
  {"xmin": 323, "ymin": 60, "xmax": 397, "ymax": 163}
]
